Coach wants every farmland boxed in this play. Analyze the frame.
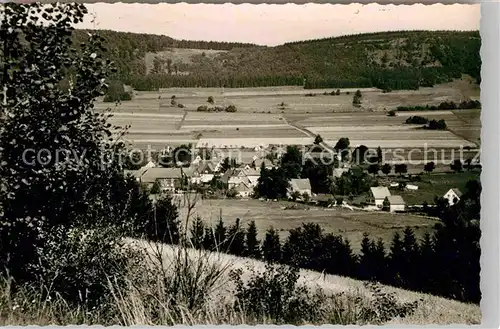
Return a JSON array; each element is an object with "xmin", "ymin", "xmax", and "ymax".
[
  {"xmin": 176, "ymin": 198, "xmax": 438, "ymax": 253},
  {"xmin": 100, "ymin": 78, "xmax": 480, "ymax": 155}
]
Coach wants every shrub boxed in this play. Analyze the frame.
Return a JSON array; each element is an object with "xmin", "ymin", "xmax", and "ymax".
[
  {"xmin": 387, "ymin": 110, "xmax": 396, "ymax": 116},
  {"xmin": 35, "ymin": 227, "xmax": 135, "ymax": 307},
  {"xmin": 229, "ymin": 263, "xmax": 325, "ymax": 324},
  {"xmin": 405, "ymin": 116, "xmax": 428, "ymax": 124}
]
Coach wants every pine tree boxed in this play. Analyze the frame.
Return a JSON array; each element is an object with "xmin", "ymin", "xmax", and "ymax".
[
  {"xmin": 262, "ymin": 227, "xmax": 282, "ymax": 263},
  {"xmin": 359, "ymin": 233, "xmax": 375, "ymax": 280},
  {"xmin": 245, "ymin": 220, "xmax": 261, "ymax": 259},
  {"xmin": 189, "ymin": 216, "xmax": 205, "ymax": 249},
  {"xmin": 202, "ymin": 227, "xmax": 215, "ymax": 251},
  {"xmin": 214, "ymin": 217, "xmax": 227, "ymax": 252},
  {"xmin": 389, "ymin": 232, "xmax": 405, "ymax": 286},
  {"xmin": 227, "ymin": 218, "xmax": 245, "ymax": 256},
  {"xmin": 402, "ymin": 226, "xmax": 420, "ymax": 288}
]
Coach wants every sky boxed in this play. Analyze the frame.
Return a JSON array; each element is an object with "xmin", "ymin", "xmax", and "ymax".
[{"xmin": 77, "ymin": 3, "xmax": 480, "ymax": 46}]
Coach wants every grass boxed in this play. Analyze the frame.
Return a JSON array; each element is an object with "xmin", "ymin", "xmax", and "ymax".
[
  {"xmin": 395, "ymin": 171, "xmax": 481, "ymax": 205},
  {"xmin": 176, "ymin": 198, "xmax": 438, "ymax": 253},
  {"xmin": 0, "ymin": 240, "xmax": 481, "ymax": 325}
]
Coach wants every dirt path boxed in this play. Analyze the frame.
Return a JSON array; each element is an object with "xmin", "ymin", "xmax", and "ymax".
[
  {"xmin": 282, "ymin": 116, "xmax": 336, "ymax": 153},
  {"xmin": 176, "ymin": 110, "xmax": 188, "ymax": 130}
]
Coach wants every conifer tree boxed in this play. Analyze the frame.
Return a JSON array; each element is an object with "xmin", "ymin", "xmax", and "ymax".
[
  {"xmin": 262, "ymin": 227, "xmax": 282, "ymax": 263},
  {"xmin": 189, "ymin": 216, "xmax": 205, "ymax": 249},
  {"xmin": 245, "ymin": 220, "xmax": 261, "ymax": 259}
]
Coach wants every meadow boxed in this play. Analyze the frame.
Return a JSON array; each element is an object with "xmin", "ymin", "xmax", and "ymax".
[{"xmin": 176, "ymin": 198, "xmax": 438, "ymax": 253}]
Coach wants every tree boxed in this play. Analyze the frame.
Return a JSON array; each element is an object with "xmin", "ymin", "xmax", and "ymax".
[
  {"xmin": 290, "ymin": 191, "xmax": 302, "ymax": 202},
  {"xmin": 262, "ymin": 227, "xmax": 282, "ymax": 263},
  {"xmin": 214, "ymin": 218, "xmax": 227, "ymax": 251},
  {"xmin": 302, "ymin": 192, "xmax": 310, "ymax": 204},
  {"xmin": 103, "ymin": 80, "xmax": 131, "ymax": 102},
  {"xmin": 334, "ymin": 137, "xmax": 350, "ymax": 161},
  {"xmin": 227, "ymin": 218, "xmax": 245, "ymax": 256},
  {"xmin": 381, "ymin": 163, "xmax": 392, "ymax": 176},
  {"xmin": 382, "ymin": 197, "xmax": 390, "ymax": 211},
  {"xmin": 314, "ymin": 134, "xmax": 323, "ymax": 145},
  {"xmin": 377, "ymin": 146, "xmax": 383, "ymax": 163},
  {"xmin": 146, "ymin": 195, "xmax": 180, "ymax": 244},
  {"xmin": 424, "ymin": 161, "xmax": 435, "ymax": 173},
  {"xmin": 450, "ymin": 159, "xmax": 463, "ymax": 173},
  {"xmin": 280, "ymin": 146, "xmax": 303, "ymax": 179},
  {"xmin": 190, "ymin": 216, "xmax": 205, "ymax": 249},
  {"xmin": 352, "ymin": 89, "xmax": 362, "ymax": 107},
  {"xmin": 394, "ymin": 163, "xmax": 408, "ymax": 176},
  {"xmin": 368, "ymin": 163, "xmax": 380, "ymax": 176},
  {"xmin": 245, "ymin": 221, "xmax": 261, "ymax": 259},
  {"xmin": 336, "ymin": 89, "xmax": 340, "ymax": 95},
  {"xmin": 0, "ymin": 3, "xmax": 134, "ymax": 288},
  {"xmin": 150, "ymin": 180, "xmax": 161, "ymax": 194},
  {"xmin": 388, "ymin": 232, "xmax": 405, "ymax": 286},
  {"xmin": 351, "ymin": 145, "xmax": 369, "ymax": 164},
  {"xmin": 359, "ymin": 233, "xmax": 376, "ymax": 280},
  {"xmin": 207, "ymin": 96, "xmax": 214, "ymax": 104}
]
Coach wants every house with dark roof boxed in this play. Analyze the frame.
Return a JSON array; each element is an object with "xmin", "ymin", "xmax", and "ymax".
[
  {"xmin": 443, "ymin": 188, "xmax": 463, "ymax": 205},
  {"xmin": 140, "ymin": 167, "xmax": 184, "ymax": 192}
]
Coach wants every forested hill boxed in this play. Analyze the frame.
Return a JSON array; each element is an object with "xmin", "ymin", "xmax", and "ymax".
[{"xmin": 74, "ymin": 29, "xmax": 481, "ymax": 91}]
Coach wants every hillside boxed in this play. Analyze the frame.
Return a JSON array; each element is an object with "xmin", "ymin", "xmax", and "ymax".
[
  {"xmin": 73, "ymin": 30, "xmax": 481, "ymax": 91},
  {"xmin": 130, "ymin": 239, "xmax": 481, "ymax": 325}
]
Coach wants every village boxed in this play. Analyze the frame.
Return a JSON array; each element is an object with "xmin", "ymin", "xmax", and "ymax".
[{"xmin": 124, "ymin": 140, "xmax": 479, "ymax": 214}]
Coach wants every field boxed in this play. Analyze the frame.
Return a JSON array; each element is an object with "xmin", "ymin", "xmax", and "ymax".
[
  {"xmin": 395, "ymin": 171, "xmax": 481, "ymax": 205},
  {"xmin": 98, "ymin": 79, "xmax": 480, "ymax": 153},
  {"xmin": 176, "ymin": 198, "xmax": 438, "ymax": 253}
]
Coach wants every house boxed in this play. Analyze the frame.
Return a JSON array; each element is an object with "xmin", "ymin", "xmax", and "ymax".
[
  {"xmin": 254, "ymin": 158, "xmax": 275, "ymax": 170},
  {"xmin": 183, "ymin": 167, "xmax": 201, "ymax": 185},
  {"xmin": 196, "ymin": 161, "xmax": 217, "ymax": 183},
  {"xmin": 312, "ymin": 193, "xmax": 335, "ymax": 206},
  {"xmin": 384, "ymin": 195, "xmax": 406, "ymax": 212},
  {"xmin": 443, "ymin": 188, "xmax": 463, "ymax": 205},
  {"xmin": 234, "ymin": 182, "xmax": 253, "ymax": 198},
  {"xmin": 140, "ymin": 167, "xmax": 184, "ymax": 192},
  {"xmin": 370, "ymin": 186, "xmax": 391, "ymax": 207},
  {"xmin": 288, "ymin": 178, "xmax": 312, "ymax": 199},
  {"xmin": 242, "ymin": 168, "xmax": 260, "ymax": 187},
  {"xmin": 221, "ymin": 168, "xmax": 251, "ymax": 189}
]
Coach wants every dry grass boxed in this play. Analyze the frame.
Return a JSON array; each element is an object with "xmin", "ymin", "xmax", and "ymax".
[{"xmin": 124, "ymin": 240, "xmax": 481, "ymax": 325}]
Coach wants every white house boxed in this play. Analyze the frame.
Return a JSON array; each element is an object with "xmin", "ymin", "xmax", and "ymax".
[
  {"xmin": 443, "ymin": 188, "xmax": 463, "ymax": 205},
  {"xmin": 385, "ymin": 195, "xmax": 406, "ymax": 212},
  {"xmin": 288, "ymin": 178, "xmax": 312, "ymax": 199},
  {"xmin": 370, "ymin": 186, "xmax": 391, "ymax": 207}
]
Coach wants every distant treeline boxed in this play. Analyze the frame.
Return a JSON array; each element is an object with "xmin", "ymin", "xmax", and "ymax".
[
  {"xmin": 74, "ymin": 29, "xmax": 480, "ymax": 91},
  {"xmin": 397, "ymin": 100, "xmax": 481, "ymax": 112}
]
